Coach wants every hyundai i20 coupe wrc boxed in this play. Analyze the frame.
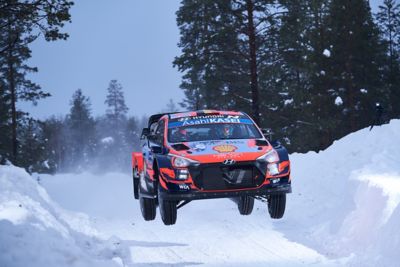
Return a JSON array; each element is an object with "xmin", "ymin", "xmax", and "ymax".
[{"xmin": 131, "ymin": 110, "xmax": 292, "ymax": 225}]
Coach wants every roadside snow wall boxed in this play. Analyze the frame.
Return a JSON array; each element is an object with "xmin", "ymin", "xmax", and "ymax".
[
  {"xmin": 284, "ymin": 119, "xmax": 400, "ymax": 267},
  {"xmin": 0, "ymin": 165, "xmax": 126, "ymax": 267}
]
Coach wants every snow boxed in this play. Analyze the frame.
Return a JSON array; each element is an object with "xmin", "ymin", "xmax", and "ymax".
[
  {"xmin": 360, "ymin": 88, "xmax": 368, "ymax": 94},
  {"xmin": 43, "ymin": 160, "xmax": 50, "ymax": 169},
  {"xmin": 101, "ymin": 137, "xmax": 114, "ymax": 145},
  {"xmin": 285, "ymin": 119, "xmax": 400, "ymax": 267},
  {"xmin": 335, "ymin": 96, "xmax": 343, "ymax": 106},
  {"xmin": 323, "ymin": 49, "xmax": 331, "ymax": 57},
  {"xmin": 284, "ymin": 98, "xmax": 294, "ymax": 106},
  {"xmin": 0, "ymin": 165, "xmax": 122, "ymax": 267},
  {"xmin": 1, "ymin": 120, "xmax": 400, "ymax": 266}
]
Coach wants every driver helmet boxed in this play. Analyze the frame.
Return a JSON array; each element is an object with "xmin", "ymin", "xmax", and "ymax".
[
  {"xmin": 173, "ymin": 128, "xmax": 188, "ymax": 142},
  {"xmin": 222, "ymin": 124, "xmax": 233, "ymax": 138}
]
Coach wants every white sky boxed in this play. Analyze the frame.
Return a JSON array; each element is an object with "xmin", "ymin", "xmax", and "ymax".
[{"xmin": 21, "ymin": 0, "xmax": 382, "ymax": 120}]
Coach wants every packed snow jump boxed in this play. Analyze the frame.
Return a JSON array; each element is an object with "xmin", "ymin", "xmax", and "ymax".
[{"xmin": 132, "ymin": 110, "xmax": 292, "ymax": 225}]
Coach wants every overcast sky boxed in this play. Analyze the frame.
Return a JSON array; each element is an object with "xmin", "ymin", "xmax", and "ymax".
[
  {"xmin": 22, "ymin": 0, "xmax": 382, "ymax": 120},
  {"xmin": 22, "ymin": 0, "xmax": 183, "ymax": 119}
]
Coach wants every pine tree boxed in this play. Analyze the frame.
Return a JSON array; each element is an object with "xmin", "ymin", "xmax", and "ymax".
[
  {"xmin": 105, "ymin": 80, "xmax": 128, "ymax": 127},
  {"xmin": 376, "ymin": 0, "xmax": 400, "ymax": 116},
  {"xmin": 0, "ymin": 0, "xmax": 73, "ymax": 50},
  {"xmin": 100, "ymin": 80, "xmax": 129, "ymax": 171},
  {"xmin": 0, "ymin": 79, "xmax": 12, "ymax": 163},
  {"xmin": 0, "ymin": 0, "xmax": 72, "ymax": 165},
  {"xmin": 18, "ymin": 118, "xmax": 48, "ymax": 173},
  {"xmin": 174, "ymin": 0, "xmax": 278, "ymax": 124},
  {"xmin": 163, "ymin": 99, "xmax": 179, "ymax": 113},
  {"xmin": 0, "ymin": 18, "xmax": 49, "ymax": 163},
  {"xmin": 65, "ymin": 89, "xmax": 95, "ymax": 171},
  {"xmin": 176, "ymin": 1, "xmax": 254, "ymax": 112},
  {"xmin": 41, "ymin": 116, "xmax": 67, "ymax": 173},
  {"xmin": 326, "ymin": 0, "xmax": 386, "ymax": 133},
  {"xmin": 125, "ymin": 116, "xmax": 140, "ymax": 152}
]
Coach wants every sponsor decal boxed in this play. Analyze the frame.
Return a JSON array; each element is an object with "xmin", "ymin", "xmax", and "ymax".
[
  {"xmin": 178, "ymin": 184, "xmax": 190, "ymax": 190},
  {"xmin": 168, "ymin": 116, "xmax": 253, "ymax": 128},
  {"xmin": 178, "ymin": 114, "xmax": 225, "ymax": 121},
  {"xmin": 190, "ymin": 140, "xmax": 243, "ymax": 146},
  {"xmin": 212, "ymin": 153, "xmax": 244, "ymax": 159},
  {"xmin": 192, "ymin": 143, "xmax": 206, "ymax": 151},
  {"xmin": 223, "ymin": 159, "xmax": 236, "ymax": 165},
  {"xmin": 182, "ymin": 118, "xmax": 241, "ymax": 126},
  {"xmin": 213, "ymin": 145, "xmax": 238, "ymax": 153}
]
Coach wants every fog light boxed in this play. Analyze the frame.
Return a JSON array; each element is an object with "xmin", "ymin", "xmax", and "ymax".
[
  {"xmin": 271, "ymin": 178, "xmax": 281, "ymax": 184},
  {"xmin": 176, "ymin": 169, "xmax": 189, "ymax": 180},
  {"xmin": 268, "ymin": 163, "xmax": 279, "ymax": 176},
  {"xmin": 178, "ymin": 174, "xmax": 188, "ymax": 180}
]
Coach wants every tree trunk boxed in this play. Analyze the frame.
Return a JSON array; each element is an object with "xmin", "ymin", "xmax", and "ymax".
[
  {"xmin": 246, "ymin": 0, "xmax": 260, "ymax": 125},
  {"xmin": 7, "ymin": 24, "xmax": 18, "ymax": 163}
]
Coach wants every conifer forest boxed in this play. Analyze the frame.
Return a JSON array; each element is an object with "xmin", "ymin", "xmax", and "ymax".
[{"xmin": 1, "ymin": 0, "xmax": 400, "ymax": 173}]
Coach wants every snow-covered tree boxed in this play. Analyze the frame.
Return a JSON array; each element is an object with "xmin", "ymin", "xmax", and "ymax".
[
  {"xmin": 65, "ymin": 89, "xmax": 96, "ymax": 171},
  {"xmin": 105, "ymin": 79, "xmax": 128, "ymax": 128}
]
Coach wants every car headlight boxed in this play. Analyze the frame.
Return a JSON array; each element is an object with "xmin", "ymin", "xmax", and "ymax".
[
  {"xmin": 257, "ymin": 149, "xmax": 279, "ymax": 163},
  {"xmin": 267, "ymin": 163, "xmax": 280, "ymax": 176},
  {"xmin": 169, "ymin": 154, "xmax": 199, "ymax": 168}
]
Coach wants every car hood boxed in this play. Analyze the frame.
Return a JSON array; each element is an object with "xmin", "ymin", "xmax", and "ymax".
[{"xmin": 168, "ymin": 139, "xmax": 272, "ymax": 163}]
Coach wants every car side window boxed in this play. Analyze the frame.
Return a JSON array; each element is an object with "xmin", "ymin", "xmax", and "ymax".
[{"xmin": 155, "ymin": 120, "xmax": 165, "ymax": 145}]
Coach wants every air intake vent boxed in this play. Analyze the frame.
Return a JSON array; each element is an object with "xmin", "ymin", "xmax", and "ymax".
[{"xmin": 171, "ymin": 143, "xmax": 190, "ymax": 151}]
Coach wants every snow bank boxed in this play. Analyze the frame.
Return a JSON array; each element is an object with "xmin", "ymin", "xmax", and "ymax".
[
  {"xmin": 2, "ymin": 120, "xmax": 399, "ymax": 267},
  {"xmin": 284, "ymin": 119, "xmax": 400, "ymax": 266},
  {"xmin": 0, "ymin": 165, "xmax": 125, "ymax": 267}
]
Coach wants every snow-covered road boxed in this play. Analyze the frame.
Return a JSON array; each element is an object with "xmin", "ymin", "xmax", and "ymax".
[
  {"xmin": 2, "ymin": 120, "xmax": 400, "ymax": 267},
  {"xmin": 40, "ymin": 171, "xmax": 338, "ymax": 266}
]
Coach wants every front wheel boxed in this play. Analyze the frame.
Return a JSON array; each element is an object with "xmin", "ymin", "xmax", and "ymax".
[
  {"xmin": 268, "ymin": 193, "xmax": 286, "ymax": 219},
  {"xmin": 237, "ymin": 196, "xmax": 254, "ymax": 215},
  {"xmin": 139, "ymin": 196, "xmax": 156, "ymax": 221},
  {"xmin": 158, "ymin": 189, "xmax": 177, "ymax": 225}
]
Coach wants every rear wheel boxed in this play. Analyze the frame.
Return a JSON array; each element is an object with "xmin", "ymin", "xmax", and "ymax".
[
  {"xmin": 158, "ymin": 189, "xmax": 177, "ymax": 225},
  {"xmin": 268, "ymin": 193, "xmax": 286, "ymax": 219},
  {"xmin": 133, "ymin": 168, "xmax": 139, "ymax": 199},
  {"xmin": 237, "ymin": 196, "xmax": 254, "ymax": 215}
]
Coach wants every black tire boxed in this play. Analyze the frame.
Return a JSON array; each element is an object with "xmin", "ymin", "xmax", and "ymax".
[
  {"xmin": 159, "ymin": 200, "xmax": 177, "ymax": 226},
  {"xmin": 268, "ymin": 193, "xmax": 286, "ymax": 219},
  {"xmin": 139, "ymin": 196, "xmax": 156, "ymax": 221},
  {"xmin": 133, "ymin": 168, "xmax": 139, "ymax": 200},
  {"xmin": 237, "ymin": 196, "xmax": 254, "ymax": 215},
  {"xmin": 158, "ymin": 193, "xmax": 177, "ymax": 225}
]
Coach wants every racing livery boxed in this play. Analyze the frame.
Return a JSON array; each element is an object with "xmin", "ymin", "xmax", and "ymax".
[{"xmin": 132, "ymin": 110, "xmax": 291, "ymax": 225}]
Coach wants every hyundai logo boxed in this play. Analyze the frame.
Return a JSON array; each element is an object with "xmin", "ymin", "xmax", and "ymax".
[{"xmin": 223, "ymin": 159, "xmax": 236, "ymax": 165}]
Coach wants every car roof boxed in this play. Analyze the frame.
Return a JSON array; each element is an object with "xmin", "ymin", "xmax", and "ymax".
[
  {"xmin": 148, "ymin": 110, "xmax": 246, "ymax": 127},
  {"xmin": 169, "ymin": 110, "xmax": 244, "ymax": 119}
]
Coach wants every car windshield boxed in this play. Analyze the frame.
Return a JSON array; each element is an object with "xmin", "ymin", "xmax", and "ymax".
[{"xmin": 168, "ymin": 122, "xmax": 262, "ymax": 143}]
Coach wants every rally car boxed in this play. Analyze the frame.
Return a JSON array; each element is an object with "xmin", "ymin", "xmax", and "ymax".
[{"xmin": 132, "ymin": 110, "xmax": 291, "ymax": 225}]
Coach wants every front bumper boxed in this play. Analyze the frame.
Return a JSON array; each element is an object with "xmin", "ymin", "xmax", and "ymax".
[{"xmin": 159, "ymin": 183, "xmax": 292, "ymax": 201}]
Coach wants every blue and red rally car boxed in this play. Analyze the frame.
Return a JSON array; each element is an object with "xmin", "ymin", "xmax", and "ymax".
[{"xmin": 132, "ymin": 110, "xmax": 291, "ymax": 225}]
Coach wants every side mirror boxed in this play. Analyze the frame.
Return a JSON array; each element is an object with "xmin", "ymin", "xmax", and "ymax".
[
  {"xmin": 141, "ymin": 128, "xmax": 150, "ymax": 139},
  {"xmin": 271, "ymin": 140, "xmax": 282, "ymax": 149},
  {"xmin": 151, "ymin": 146, "xmax": 169, "ymax": 154},
  {"xmin": 150, "ymin": 146, "xmax": 162, "ymax": 154}
]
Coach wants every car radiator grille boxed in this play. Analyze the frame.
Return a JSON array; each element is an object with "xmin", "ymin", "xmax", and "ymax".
[{"xmin": 189, "ymin": 162, "xmax": 264, "ymax": 191}]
